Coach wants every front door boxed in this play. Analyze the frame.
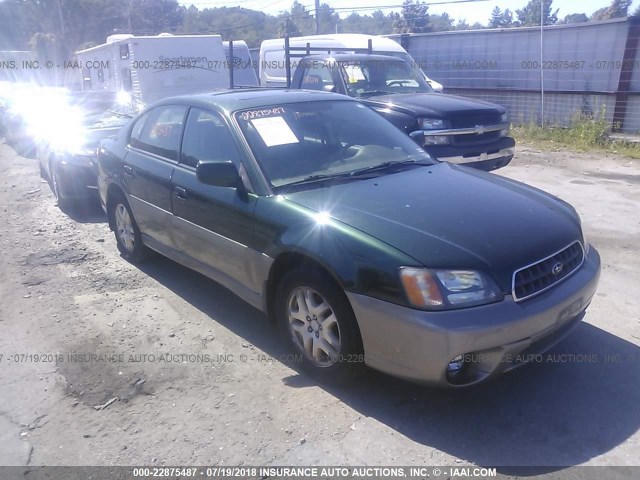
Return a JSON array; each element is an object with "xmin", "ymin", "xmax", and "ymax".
[{"xmin": 170, "ymin": 108, "xmax": 261, "ymax": 292}]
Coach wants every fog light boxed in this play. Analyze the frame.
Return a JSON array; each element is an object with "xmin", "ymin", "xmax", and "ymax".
[
  {"xmin": 424, "ymin": 135, "xmax": 449, "ymax": 145},
  {"xmin": 447, "ymin": 354, "xmax": 465, "ymax": 375}
]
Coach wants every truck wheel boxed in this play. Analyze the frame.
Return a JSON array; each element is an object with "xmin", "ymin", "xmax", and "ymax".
[
  {"xmin": 275, "ymin": 268, "xmax": 365, "ymax": 383},
  {"xmin": 109, "ymin": 193, "xmax": 148, "ymax": 262}
]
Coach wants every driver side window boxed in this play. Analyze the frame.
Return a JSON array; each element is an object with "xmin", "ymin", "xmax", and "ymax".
[{"xmin": 180, "ymin": 108, "xmax": 242, "ymax": 169}]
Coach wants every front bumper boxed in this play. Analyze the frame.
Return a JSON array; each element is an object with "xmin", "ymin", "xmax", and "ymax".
[
  {"xmin": 55, "ymin": 158, "xmax": 99, "ymax": 201},
  {"xmin": 425, "ymin": 136, "xmax": 516, "ymax": 171},
  {"xmin": 347, "ymin": 246, "xmax": 601, "ymax": 387}
]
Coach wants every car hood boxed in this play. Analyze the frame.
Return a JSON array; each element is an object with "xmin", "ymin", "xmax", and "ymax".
[
  {"xmin": 82, "ymin": 125, "xmax": 125, "ymax": 149},
  {"xmin": 283, "ymin": 163, "xmax": 581, "ymax": 292},
  {"xmin": 362, "ymin": 92, "xmax": 505, "ymax": 118}
]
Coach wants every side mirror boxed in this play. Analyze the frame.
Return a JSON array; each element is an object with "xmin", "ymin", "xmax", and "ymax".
[
  {"xmin": 196, "ymin": 160, "xmax": 240, "ymax": 188},
  {"xmin": 409, "ymin": 130, "xmax": 426, "ymax": 147},
  {"xmin": 323, "ymin": 84, "xmax": 336, "ymax": 93}
]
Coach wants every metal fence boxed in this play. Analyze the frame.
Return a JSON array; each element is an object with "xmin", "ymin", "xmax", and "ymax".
[{"xmin": 388, "ymin": 17, "xmax": 640, "ymax": 133}]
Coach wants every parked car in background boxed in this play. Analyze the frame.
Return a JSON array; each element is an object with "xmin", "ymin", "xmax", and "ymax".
[
  {"xmin": 290, "ymin": 54, "xmax": 515, "ymax": 171},
  {"xmin": 36, "ymin": 90, "xmax": 140, "ymax": 210},
  {"xmin": 98, "ymin": 89, "xmax": 599, "ymax": 387},
  {"xmin": 3, "ymin": 86, "xmax": 70, "ymax": 155}
]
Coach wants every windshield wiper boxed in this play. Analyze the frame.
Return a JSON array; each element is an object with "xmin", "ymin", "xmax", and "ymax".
[
  {"xmin": 277, "ymin": 173, "xmax": 354, "ymax": 189},
  {"xmin": 106, "ymin": 110, "xmax": 135, "ymax": 118},
  {"xmin": 347, "ymin": 159, "xmax": 432, "ymax": 177},
  {"xmin": 359, "ymin": 90, "xmax": 393, "ymax": 97},
  {"xmin": 276, "ymin": 158, "xmax": 432, "ymax": 190}
]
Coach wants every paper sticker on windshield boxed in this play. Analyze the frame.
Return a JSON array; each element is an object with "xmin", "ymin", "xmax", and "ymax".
[
  {"xmin": 250, "ymin": 116, "xmax": 299, "ymax": 147},
  {"xmin": 240, "ymin": 107, "xmax": 285, "ymax": 121},
  {"xmin": 344, "ymin": 65, "xmax": 365, "ymax": 83}
]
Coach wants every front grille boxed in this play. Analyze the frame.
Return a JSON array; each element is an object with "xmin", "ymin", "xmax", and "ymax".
[
  {"xmin": 452, "ymin": 131, "xmax": 501, "ymax": 146},
  {"xmin": 512, "ymin": 241, "xmax": 585, "ymax": 302},
  {"xmin": 449, "ymin": 112, "xmax": 501, "ymax": 129}
]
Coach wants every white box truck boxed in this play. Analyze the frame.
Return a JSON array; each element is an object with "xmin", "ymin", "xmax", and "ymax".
[
  {"xmin": 76, "ymin": 34, "xmax": 243, "ymax": 104},
  {"xmin": 259, "ymin": 33, "xmax": 443, "ymax": 91}
]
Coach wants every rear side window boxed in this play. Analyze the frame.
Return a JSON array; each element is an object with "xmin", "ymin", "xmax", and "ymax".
[
  {"xmin": 300, "ymin": 62, "xmax": 334, "ymax": 91},
  {"xmin": 180, "ymin": 108, "xmax": 241, "ymax": 168},
  {"xmin": 130, "ymin": 105, "xmax": 188, "ymax": 161}
]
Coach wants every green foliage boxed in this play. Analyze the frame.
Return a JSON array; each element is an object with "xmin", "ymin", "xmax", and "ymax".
[
  {"xmin": 394, "ymin": 0, "xmax": 430, "ymax": 34},
  {"xmin": 341, "ymin": 11, "xmax": 397, "ymax": 35},
  {"xmin": 278, "ymin": 18, "xmax": 301, "ymax": 39},
  {"xmin": 512, "ymin": 107, "xmax": 640, "ymax": 159},
  {"xmin": 562, "ymin": 13, "xmax": 589, "ymax": 24},
  {"xmin": 180, "ymin": 6, "xmax": 278, "ymax": 46},
  {"xmin": 488, "ymin": 7, "xmax": 514, "ymax": 28},
  {"xmin": 429, "ymin": 13, "xmax": 454, "ymax": 32},
  {"xmin": 0, "ymin": 0, "xmax": 37, "ymax": 49},
  {"xmin": 591, "ymin": 0, "xmax": 632, "ymax": 21},
  {"xmin": 516, "ymin": 0, "xmax": 559, "ymax": 26}
]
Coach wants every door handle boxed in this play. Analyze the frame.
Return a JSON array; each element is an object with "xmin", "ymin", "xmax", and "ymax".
[
  {"xmin": 174, "ymin": 186, "xmax": 187, "ymax": 199},
  {"xmin": 123, "ymin": 164, "xmax": 134, "ymax": 176}
]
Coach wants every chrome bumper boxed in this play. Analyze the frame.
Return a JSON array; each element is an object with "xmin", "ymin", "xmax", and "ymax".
[{"xmin": 444, "ymin": 147, "xmax": 515, "ymax": 165}]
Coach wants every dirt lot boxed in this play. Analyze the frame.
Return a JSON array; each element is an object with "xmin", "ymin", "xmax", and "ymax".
[{"xmin": 0, "ymin": 140, "xmax": 639, "ymax": 472}]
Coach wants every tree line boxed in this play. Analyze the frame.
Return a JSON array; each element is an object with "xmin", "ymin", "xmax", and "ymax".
[{"xmin": 0, "ymin": 0, "xmax": 638, "ymax": 58}]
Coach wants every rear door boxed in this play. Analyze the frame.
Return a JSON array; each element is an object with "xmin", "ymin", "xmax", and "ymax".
[
  {"xmin": 170, "ymin": 108, "xmax": 260, "ymax": 292},
  {"xmin": 124, "ymin": 104, "xmax": 188, "ymax": 248}
]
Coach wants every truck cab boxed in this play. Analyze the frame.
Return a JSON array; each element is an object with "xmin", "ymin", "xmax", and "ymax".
[{"xmin": 291, "ymin": 54, "xmax": 515, "ymax": 171}]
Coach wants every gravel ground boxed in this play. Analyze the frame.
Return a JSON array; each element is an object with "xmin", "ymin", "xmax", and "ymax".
[{"xmin": 0, "ymin": 140, "xmax": 639, "ymax": 474}]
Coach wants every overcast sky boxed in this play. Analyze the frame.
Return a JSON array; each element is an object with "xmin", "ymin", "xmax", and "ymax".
[{"xmin": 181, "ymin": 0, "xmax": 640, "ymax": 24}]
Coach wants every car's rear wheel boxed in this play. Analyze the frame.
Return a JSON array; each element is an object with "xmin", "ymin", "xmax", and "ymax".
[
  {"xmin": 109, "ymin": 194, "xmax": 148, "ymax": 262},
  {"xmin": 276, "ymin": 268, "xmax": 365, "ymax": 383}
]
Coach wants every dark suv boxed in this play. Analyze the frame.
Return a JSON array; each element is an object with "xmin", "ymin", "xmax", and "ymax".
[
  {"xmin": 290, "ymin": 54, "xmax": 515, "ymax": 171},
  {"xmin": 98, "ymin": 89, "xmax": 599, "ymax": 387}
]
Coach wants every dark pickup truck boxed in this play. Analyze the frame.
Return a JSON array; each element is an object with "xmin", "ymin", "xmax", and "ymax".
[{"xmin": 290, "ymin": 54, "xmax": 515, "ymax": 171}]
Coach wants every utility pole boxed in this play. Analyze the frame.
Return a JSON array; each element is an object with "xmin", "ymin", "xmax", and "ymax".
[
  {"xmin": 128, "ymin": 0, "xmax": 133, "ymax": 33},
  {"xmin": 55, "ymin": 0, "xmax": 66, "ymax": 36},
  {"xmin": 540, "ymin": 0, "xmax": 545, "ymax": 127},
  {"xmin": 315, "ymin": 0, "xmax": 320, "ymax": 34}
]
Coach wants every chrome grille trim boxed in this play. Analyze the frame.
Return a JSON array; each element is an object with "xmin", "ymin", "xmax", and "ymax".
[{"xmin": 512, "ymin": 241, "xmax": 585, "ymax": 302}]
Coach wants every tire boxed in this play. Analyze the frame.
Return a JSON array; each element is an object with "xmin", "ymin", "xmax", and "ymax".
[
  {"xmin": 275, "ymin": 267, "xmax": 365, "ymax": 383},
  {"xmin": 37, "ymin": 155, "xmax": 46, "ymax": 179},
  {"xmin": 108, "ymin": 192, "xmax": 149, "ymax": 262},
  {"xmin": 50, "ymin": 162, "xmax": 72, "ymax": 212}
]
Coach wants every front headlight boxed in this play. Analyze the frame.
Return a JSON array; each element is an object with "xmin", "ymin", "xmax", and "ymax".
[
  {"xmin": 65, "ymin": 148, "xmax": 97, "ymax": 166},
  {"xmin": 419, "ymin": 118, "xmax": 446, "ymax": 130},
  {"xmin": 577, "ymin": 214, "xmax": 590, "ymax": 254},
  {"xmin": 501, "ymin": 112, "xmax": 508, "ymax": 123},
  {"xmin": 400, "ymin": 267, "xmax": 502, "ymax": 310}
]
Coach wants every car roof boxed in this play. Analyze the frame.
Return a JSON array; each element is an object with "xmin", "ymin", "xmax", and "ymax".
[{"xmin": 148, "ymin": 88, "xmax": 355, "ymax": 113}]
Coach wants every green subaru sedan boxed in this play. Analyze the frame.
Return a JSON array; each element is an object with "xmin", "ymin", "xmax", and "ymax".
[{"xmin": 98, "ymin": 89, "xmax": 600, "ymax": 387}]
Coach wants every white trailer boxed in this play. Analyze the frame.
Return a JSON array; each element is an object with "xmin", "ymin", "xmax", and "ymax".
[
  {"xmin": 75, "ymin": 34, "xmax": 232, "ymax": 104},
  {"xmin": 223, "ymin": 40, "xmax": 259, "ymax": 87}
]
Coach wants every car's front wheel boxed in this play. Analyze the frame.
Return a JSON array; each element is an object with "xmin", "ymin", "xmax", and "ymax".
[
  {"xmin": 50, "ymin": 162, "xmax": 72, "ymax": 212},
  {"xmin": 276, "ymin": 268, "xmax": 365, "ymax": 383},
  {"xmin": 109, "ymin": 194, "xmax": 149, "ymax": 262}
]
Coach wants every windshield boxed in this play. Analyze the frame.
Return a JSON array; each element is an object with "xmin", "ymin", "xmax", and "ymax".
[
  {"xmin": 235, "ymin": 100, "xmax": 434, "ymax": 190},
  {"xmin": 339, "ymin": 58, "xmax": 434, "ymax": 97}
]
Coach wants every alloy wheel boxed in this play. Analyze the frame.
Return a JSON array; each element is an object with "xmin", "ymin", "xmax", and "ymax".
[
  {"xmin": 114, "ymin": 203, "xmax": 135, "ymax": 253},
  {"xmin": 286, "ymin": 286, "xmax": 342, "ymax": 367}
]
